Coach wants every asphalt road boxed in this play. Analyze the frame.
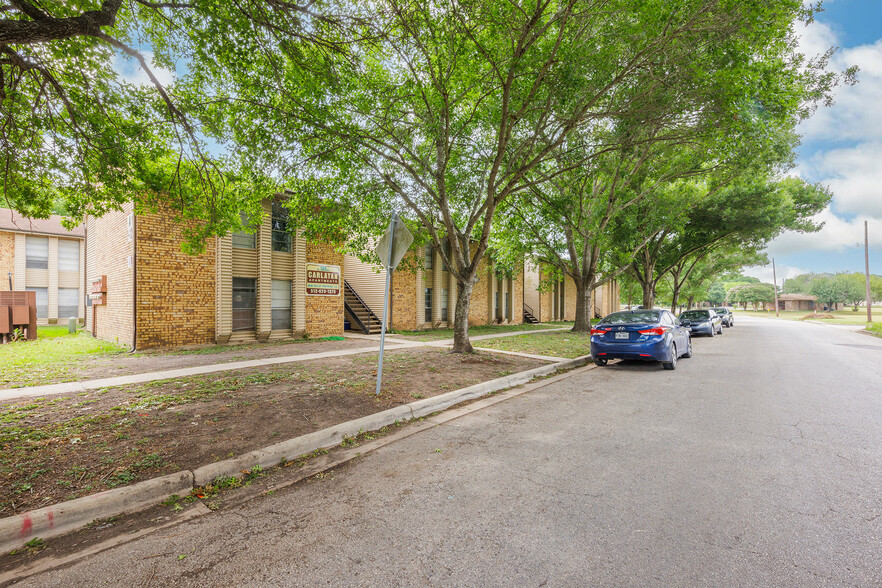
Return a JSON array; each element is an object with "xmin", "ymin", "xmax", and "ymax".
[{"xmin": 15, "ymin": 316, "xmax": 882, "ymax": 587}]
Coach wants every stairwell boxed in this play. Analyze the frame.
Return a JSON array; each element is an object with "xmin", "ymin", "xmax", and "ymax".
[
  {"xmin": 523, "ymin": 303, "xmax": 540, "ymax": 324},
  {"xmin": 344, "ymin": 281, "xmax": 383, "ymax": 334}
]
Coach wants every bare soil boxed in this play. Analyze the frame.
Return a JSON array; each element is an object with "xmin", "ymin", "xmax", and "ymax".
[{"xmin": 0, "ymin": 347, "xmax": 545, "ymax": 518}]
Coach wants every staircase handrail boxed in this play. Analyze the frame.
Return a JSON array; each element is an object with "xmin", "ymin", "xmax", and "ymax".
[
  {"xmin": 523, "ymin": 302, "xmax": 535, "ymax": 316},
  {"xmin": 343, "ymin": 280, "xmax": 381, "ymax": 333},
  {"xmin": 344, "ymin": 300, "xmax": 371, "ymax": 334}
]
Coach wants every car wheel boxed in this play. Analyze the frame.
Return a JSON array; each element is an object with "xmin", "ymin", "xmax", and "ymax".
[
  {"xmin": 683, "ymin": 337, "xmax": 693, "ymax": 358},
  {"xmin": 717, "ymin": 323, "xmax": 723, "ymax": 335},
  {"xmin": 709, "ymin": 326, "xmax": 715, "ymax": 337},
  {"xmin": 663, "ymin": 344, "xmax": 677, "ymax": 370},
  {"xmin": 593, "ymin": 357, "xmax": 608, "ymax": 367}
]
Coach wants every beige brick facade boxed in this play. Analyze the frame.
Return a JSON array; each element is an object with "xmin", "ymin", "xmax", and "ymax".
[
  {"xmin": 305, "ymin": 242, "xmax": 344, "ymax": 337},
  {"xmin": 85, "ymin": 205, "xmax": 135, "ymax": 347},
  {"xmin": 390, "ymin": 250, "xmax": 418, "ymax": 331},
  {"xmin": 135, "ymin": 211, "xmax": 216, "ymax": 349},
  {"xmin": 0, "ymin": 232, "xmax": 14, "ymax": 289}
]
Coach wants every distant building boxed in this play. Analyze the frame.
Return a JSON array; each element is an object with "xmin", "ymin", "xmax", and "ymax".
[
  {"xmin": 0, "ymin": 209, "xmax": 85, "ymax": 324},
  {"xmin": 777, "ymin": 293, "xmax": 819, "ymax": 311}
]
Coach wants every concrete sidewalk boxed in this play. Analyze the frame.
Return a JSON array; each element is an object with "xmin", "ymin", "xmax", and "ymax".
[{"xmin": 0, "ymin": 327, "xmax": 571, "ymax": 403}]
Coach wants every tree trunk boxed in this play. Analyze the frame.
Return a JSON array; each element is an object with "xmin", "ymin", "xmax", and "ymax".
[
  {"xmin": 451, "ymin": 278, "xmax": 475, "ymax": 353},
  {"xmin": 687, "ymin": 295, "xmax": 695, "ymax": 310},
  {"xmin": 669, "ymin": 282, "xmax": 681, "ymax": 314},
  {"xmin": 572, "ymin": 277, "xmax": 594, "ymax": 333}
]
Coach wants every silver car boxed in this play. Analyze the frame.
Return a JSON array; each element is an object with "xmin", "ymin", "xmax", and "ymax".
[
  {"xmin": 710, "ymin": 307, "xmax": 734, "ymax": 327},
  {"xmin": 677, "ymin": 309, "xmax": 723, "ymax": 337}
]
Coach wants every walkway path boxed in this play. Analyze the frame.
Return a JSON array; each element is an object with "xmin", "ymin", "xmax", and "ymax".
[{"xmin": 0, "ymin": 327, "xmax": 570, "ymax": 403}]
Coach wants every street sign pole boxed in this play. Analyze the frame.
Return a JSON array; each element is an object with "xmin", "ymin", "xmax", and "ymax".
[
  {"xmin": 772, "ymin": 258, "xmax": 779, "ymax": 317},
  {"xmin": 375, "ymin": 215, "xmax": 396, "ymax": 396},
  {"xmin": 865, "ymin": 220, "xmax": 872, "ymax": 325},
  {"xmin": 373, "ymin": 210, "xmax": 413, "ymax": 395}
]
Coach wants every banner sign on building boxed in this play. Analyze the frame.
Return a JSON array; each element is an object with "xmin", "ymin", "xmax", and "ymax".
[{"xmin": 306, "ymin": 263, "xmax": 341, "ymax": 296}]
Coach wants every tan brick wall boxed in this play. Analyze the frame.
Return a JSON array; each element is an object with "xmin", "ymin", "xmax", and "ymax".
[
  {"xmin": 390, "ymin": 249, "xmax": 418, "ymax": 331},
  {"xmin": 85, "ymin": 205, "xmax": 135, "ymax": 347},
  {"xmin": 306, "ymin": 242, "xmax": 344, "ymax": 337},
  {"xmin": 564, "ymin": 275, "xmax": 577, "ymax": 321},
  {"xmin": 0, "ymin": 232, "xmax": 14, "ymax": 290},
  {"xmin": 135, "ymin": 211, "xmax": 216, "ymax": 349},
  {"xmin": 467, "ymin": 256, "xmax": 490, "ymax": 326},
  {"xmin": 511, "ymin": 267, "xmax": 524, "ymax": 325}
]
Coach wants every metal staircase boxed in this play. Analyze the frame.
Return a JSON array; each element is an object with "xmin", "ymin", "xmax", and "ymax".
[
  {"xmin": 523, "ymin": 303, "xmax": 539, "ymax": 324},
  {"xmin": 344, "ymin": 280, "xmax": 383, "ymax": 334}
]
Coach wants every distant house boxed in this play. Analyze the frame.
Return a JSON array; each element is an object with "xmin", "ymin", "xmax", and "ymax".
[
  {"xmin": 0, "ymin": 208, "xmax": 85, "ymax": 324},
  {"xmin": 777, "ymin": 293, "xmax": 819, "ymax": 311}
]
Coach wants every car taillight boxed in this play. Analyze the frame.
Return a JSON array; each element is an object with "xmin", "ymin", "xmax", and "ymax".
[
  {"xmin": 638, "ymin": 327, "xmax": 667, "ymax": 336},
  {"xmin": 590, "ymin": 328, "xmax": 609, "ymax": 335}
]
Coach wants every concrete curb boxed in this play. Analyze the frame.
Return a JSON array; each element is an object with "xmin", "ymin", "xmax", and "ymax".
[
  {"xmin": 1, "ymin": 356, "xmax": 587, "ymax": 553},
  {"xmin": 0, "ymin": 471, "xmax": 193, "ymax": 554}
]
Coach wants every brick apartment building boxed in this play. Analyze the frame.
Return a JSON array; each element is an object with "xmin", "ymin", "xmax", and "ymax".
[
  {"xmin": 523, "ymin": 265, "xmax": 620, "ymax": 322},
  {"xmin": 0, "ymin": 209, "xmax": 86, "ymax": 324},
  {"xmin": 84, "ymin": 199, "xmax": 345, "ymax": 349}
]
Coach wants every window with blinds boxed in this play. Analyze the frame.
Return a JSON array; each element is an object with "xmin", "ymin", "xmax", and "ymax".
[
  {"xmin": 232, "ymin": 212, "xmax": 256, "ymax": 249},
  {"xmin": 424, "ymin": 245, "xmax": 433, "ymax": 270},
  {"xmin": 58, "ymin": 288, "xmax": 79, "ymax": 318},
  {"xmin": 271, "ymin": 280, "xmax": 292, "ymax": 330},
  {"xmin": 232, "ymin": 278, "xmax": 256, "ymax": 331},
  {"xmin": 424, "ymin": 288, "xmax": 432, "ymax": 323},
  {"xmin": 26, "ymin": 237, "xmax": 48, "ymax": 269},
  {"xmin": 32, "ymin": 287, "xmax": 48, "ymax": 318},
  {"xmin": 441, "ymin": 288, "xmax": 448, "ymax": 322},
  {"xmin": 58, "ymin": 240, "xmax": 80, "ymax": 271}
]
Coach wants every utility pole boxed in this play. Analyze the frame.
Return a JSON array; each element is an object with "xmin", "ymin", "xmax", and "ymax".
[
  {"xmin": 772, "ymin": 258, "xmax": 780, "ymax": 317},
  {"xmin": 865, "ymin": 220, "xmax": 872, "ymax": 324}
]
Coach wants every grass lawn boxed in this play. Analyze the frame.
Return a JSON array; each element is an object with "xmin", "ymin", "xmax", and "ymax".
[
  {"xmin": 392, "ymin": 321, "xmax": 573, "ymax": 341},
  {"xmin": 737, "ymin": 307, "xmax": 882, "ymax": 325},
  {"xmin": 472, "ymin": 330, "xmax": 590, "ymax": 358},
  {"xmin": 0, "ymin": 327, "xmax": 129, "ymax": 388},
  {"xmin": 866, "ymin": 323, "xmax": 882, "ymax": 336}
]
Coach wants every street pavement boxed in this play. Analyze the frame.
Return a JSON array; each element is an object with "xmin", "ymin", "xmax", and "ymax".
[{"xmin": 13, "ymin": 316, "xmax": 882, "ymax": 587}]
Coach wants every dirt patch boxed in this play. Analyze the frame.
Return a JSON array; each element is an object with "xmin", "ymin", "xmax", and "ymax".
[
  {"xmin": 1, "ymin": 337, "xmax": 375, "ymax": 388},
  {"xmin": 0, "ymin": 347, "xmax": 545, "ymax": 517}
]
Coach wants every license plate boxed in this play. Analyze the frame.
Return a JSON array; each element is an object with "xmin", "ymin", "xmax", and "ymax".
[{"xmin": 614, "ymin": 332, "xmax": 629, "ymax": 340}]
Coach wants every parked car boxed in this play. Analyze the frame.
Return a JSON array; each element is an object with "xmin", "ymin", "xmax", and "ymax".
[
  {"xmin": 678, "ymin": 309, "xmax": 723, "ymax": 336},
  {"xmin": 710, "ymin": 307, "xmax": 734, "ymax": 327},
  {"xmin": 590, "ymin": 309, "xmax": 692, "ymax": 370}
]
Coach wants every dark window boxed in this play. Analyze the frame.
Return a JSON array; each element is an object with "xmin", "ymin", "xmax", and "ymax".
[
  {"xmin": 232, "ymin": 212, "xmax": 256, "ymax": 249},
  {"xmin": 232, "ymin": 278, "xmax": 256, "ymax": 331},
  {"xmin": 441, "ymin": 289, "xmax": 448, "ymax": 322},
  {"xmin": 424, "ymin": 245, "xmax": 433, "ymax": 270},
  {"xmin": 425, "ymin": 288, "xmax": 432, "ymax": 323},
  {"xmin": 26, "ymin": 237, "xmax": 48, "ymax": 270},
  {"xmin": 58, "ymin": 288, "xmax": 79, "ymax": 319},
  {"xmin": 272, "ymin": 202, "xmax": 291, "ymax": 252},
  {"xmin": 271, "ymin": 279, "xmax": 292, "ymax": 330}
]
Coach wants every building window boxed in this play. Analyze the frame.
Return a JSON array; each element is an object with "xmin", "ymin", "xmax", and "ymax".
[
  {"xmin": 425, "ymin": 288, "xmax": 432, "ymax": 323},
  {"xmin": 441, "ymin": 288, "xmax": 448, "ymax": 322},
  {"xmin": 32, "ymin": 287, "xmax": 48, "ymax": 319},
  {"xmin": 232, "ymin": 212, "xmax": 256, "ymax": 249},
  {"xmin": 26, "ymin": 237, "xmax": 48, "ymax": 269},
  {"xmin": 271, "ymin": 280, "xmax": 292, "ymax": 330},
  {"xmin": 58, "ymin": 288, "xmax": 79, "ymax": 319},
  {"xmin": 58, "ymin": 240, "xmax": 79, "ymax": 271},
  {"xmin": 272, "ymin": 202, "xmax": 291, "ymax": 252},
  {"xmin": 232, "ymin": 278, "xmax": 256, "ymax": 331},
  {"xmin": 424, "ymin": 245, "xmax": 433, "ymax": 271}
]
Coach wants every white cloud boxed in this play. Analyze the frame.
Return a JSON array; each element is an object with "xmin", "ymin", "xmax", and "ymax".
[
  {"xmin": 765, "ymin": 209, "xmax": 882, "ymax": 255},
  {"xmin": 808, "ymin": 141, "xmax": 882, "ymax": 217},
  {"xmin": 743, "ymin": 264, "xmax": 807, "ymax": 285}
]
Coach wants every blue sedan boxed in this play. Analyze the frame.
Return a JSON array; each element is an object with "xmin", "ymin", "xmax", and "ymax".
[{"xmin": 590, "ymin": 309, "xmax": 692, "ymax": 370}]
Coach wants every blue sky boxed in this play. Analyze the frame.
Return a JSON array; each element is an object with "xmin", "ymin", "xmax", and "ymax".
[{"xmin": 744, "ymin": 0, "xmax": 882, "ymax": 284}]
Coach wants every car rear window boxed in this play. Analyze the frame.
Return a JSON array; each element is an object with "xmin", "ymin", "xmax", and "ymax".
[
  {"xmin": 602, "ymin": 312, "xmax": 660, "ymax": 324},
  {"xmin": 680, "ymin": 311, "xmax": 710, "ymax": 320},
  {"xmin": 711, "ymin": 308, "xmax": 728, "ymax": 314}
]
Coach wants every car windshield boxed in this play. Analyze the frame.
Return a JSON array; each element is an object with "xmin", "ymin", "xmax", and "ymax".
[
  {"xmin": 680, "ymin": 311, "xmax": 709, "ymax": 320},
  {"xmin": 601, "ymin": 311, "xmax": 660, "ymax": 325},
  {"xmin": 711, "ymin": 308, "xmax": 727, "ymax": 314}
]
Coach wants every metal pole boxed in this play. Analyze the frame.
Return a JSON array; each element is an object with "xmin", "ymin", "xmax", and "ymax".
[
  {"xmin": 772, "ymin": 258, "xmax": 779, "ymax": 317},
  {"xmin": 375, "ymin": 214, "xmax": 396, "ymax": 395},
  {"xmin": 865, "ymin": 220, "xmax": 872, "ymax": 324}
]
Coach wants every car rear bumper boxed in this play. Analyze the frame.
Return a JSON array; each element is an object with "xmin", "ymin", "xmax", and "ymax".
[
  {"xmin": 686, "ymin": 323, "xmax": 714, "ymax": 335},
  {"xmin": 590, "ymin": 338, "xmax": 671, "ymax": 362}
]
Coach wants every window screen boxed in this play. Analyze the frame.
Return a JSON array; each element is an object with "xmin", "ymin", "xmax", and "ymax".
[
  {"xmin": 232, "ymin": 212, "xmax": 256, "ymax": 249},
  {"xmin": 58, "ymin": 240, "xmax": 80, "ymax": 271},
  {"xmin": 58, "ymin": 288, "xmax": 79, "ymax": 319},
  {"xmin": 26, "ymin": 237, "xmax": 48, "ymax": 269},
  {"xmin": 424, "ymin": 288, "xmax": 432, "ymax": 323},
  {"xmin": 271, "ymin": 202, "xmax": 291, "ymax": 252},
  {"xmin": 32, "ymin": 287, "xmax": 48, "ymax": 319},
  {"xmin": 271, "ymin": 280, "xmax": 292, "ymax": 330},
  {"xmin": 232, "ymin": 278, "xmax": 256, "ymax": 331}
]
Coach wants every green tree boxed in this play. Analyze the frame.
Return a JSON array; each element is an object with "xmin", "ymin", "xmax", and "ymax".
[
  {"xmin": 706, "ymin": 282, "xmax": 727, "ymax": 305},
  {"xmin": 727, "ymin": 282, "xmax": 776, "ymax": 311}
]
